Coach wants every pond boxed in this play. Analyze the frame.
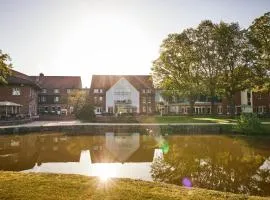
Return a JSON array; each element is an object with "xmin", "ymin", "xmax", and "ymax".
[{"xmin": 0, "ymin": 131, "xmax": 270, "ymax": 196}]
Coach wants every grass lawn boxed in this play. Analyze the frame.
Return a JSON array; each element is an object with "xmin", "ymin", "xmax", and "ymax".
[
  {"xmin": 136, "ymin": 115, "xmax": 270, "ymax": 124},
  {"xmin": 0, "ymin": 172, "xmax": 269, "ymax": 200},
  {"xmin": 136, "ymin": 115, "xmax": 237, "ymax": 124}
]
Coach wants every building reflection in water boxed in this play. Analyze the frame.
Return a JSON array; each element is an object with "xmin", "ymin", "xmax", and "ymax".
[
  {"xmin": 18, "ymin": 132, "xmax": 160, "ymax": 181},
  {"xmin": 1, "ymin": 133, "xmax": 270, "ymax": 196}
]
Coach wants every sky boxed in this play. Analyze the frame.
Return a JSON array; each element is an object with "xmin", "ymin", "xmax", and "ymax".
[{"xmin": 0, "ymin": 0, "xmax": 269, "ymax": 87}]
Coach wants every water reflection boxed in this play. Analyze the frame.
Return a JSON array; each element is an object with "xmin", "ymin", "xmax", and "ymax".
[
  {"xmin": 0, "ymin": 133, "xmax": 270, "ymax": 196},
  {"xmin": 151, "ymin": 136, "xmax": 270, "ymax": 196},
  {"xmin": 22, "ymin": 133, "xmax": 154, "ymax": 180}
]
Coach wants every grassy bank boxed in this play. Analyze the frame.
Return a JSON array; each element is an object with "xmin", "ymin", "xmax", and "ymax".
[
  {"xmin": 136, "ymin": 115, "xmax": 270, "ymax": 124},
  {"xmin": 136, "ymin": 115, "xmax": 237, "ymax": 123},
  {"xmin": 0, "ymin": 172, "xmax": 269, "ymax": 200}
]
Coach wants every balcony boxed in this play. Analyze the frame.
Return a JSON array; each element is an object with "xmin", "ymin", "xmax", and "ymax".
[{"xmin": 114, "ymin": 99, "xmax": 132, "ymax": 104}]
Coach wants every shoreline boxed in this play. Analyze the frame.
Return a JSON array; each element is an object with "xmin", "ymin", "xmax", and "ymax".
[{"xmin": 0, "ymin": 172, "xmax": 268, "ymax": 200}]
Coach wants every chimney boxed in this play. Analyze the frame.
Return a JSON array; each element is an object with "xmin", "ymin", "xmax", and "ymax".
[{"xmin": 36, "ymin": 73, "xmax": 44, "ymax": 82}]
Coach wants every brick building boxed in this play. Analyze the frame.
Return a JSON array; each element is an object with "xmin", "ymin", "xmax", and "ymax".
[
  {"xmin": 30, "ymin": 73, "xmax": 82, "ymax": 114},
  {"xmin": 0, "ymin": 70, "xmax": 40, "ymax": 116},
  {"xmin": 89, "ymin": 75, "xmax": 155, "ymax": 115},
  {"xmin": 155, "ymin": 90, "xmax": 264, "ymax": 115}
]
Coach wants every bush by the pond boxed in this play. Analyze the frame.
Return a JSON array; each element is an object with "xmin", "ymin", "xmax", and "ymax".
[
  {"xmin": 235, "ymin": 113, "xmax": 263, "ymax": 134},
  {"xmin": 75, "ymin": 103, "xmax": 95, "ymax": 122}
]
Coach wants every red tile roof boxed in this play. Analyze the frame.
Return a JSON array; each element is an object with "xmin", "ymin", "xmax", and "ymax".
[
  {"xmin": 30, "ymin": 76, "xmax": 82, "ymax": 93},
  {"xmin": 90, "ymin": 75, "xmax": 153, "ymax": 91},
  {"xmin": 6, "ymin": 70, "xmax": 41, "ymax": 88}
]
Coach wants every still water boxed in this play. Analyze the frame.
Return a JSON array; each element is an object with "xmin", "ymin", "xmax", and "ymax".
[{"xmin": 0, "ymin": 132, "xmax": 270, "ymax": 196}]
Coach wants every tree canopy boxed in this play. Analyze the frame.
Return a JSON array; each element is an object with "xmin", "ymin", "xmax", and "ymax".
[
  {"xmin": 248, "ymin": 12, "xmax": 270, "ymax": 90},
  {"xmin": 152, "ymin": 29, "xmax": 203, "ymax": 115},
  {"xmin": 215, "ymin": 22, "xmax": 254, "ymax": 115},
  {"xmin": 152, "ymin": 14, "xmax": 267, "ymax": 115},
  {"xmin": 0, "ymin": 50, "xmax": 12, "ymax": 85}
]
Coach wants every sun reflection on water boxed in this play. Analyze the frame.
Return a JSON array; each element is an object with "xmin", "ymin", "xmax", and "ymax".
[{"xmin": 92, "ymin": 164, "xmax": 117, "ymax": 182}]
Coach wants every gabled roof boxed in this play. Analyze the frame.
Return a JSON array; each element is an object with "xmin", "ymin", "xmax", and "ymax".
[
  {"xmin": 30, "ymin": 75, "xmax": 82, "ymax": 91},
  {"xmin": 90, "ymin": 75, "xmax": 153, "ymax": 91},
  {"xmin": 6, "ymin": 70, "xmax": 41, "ymax": 89}
]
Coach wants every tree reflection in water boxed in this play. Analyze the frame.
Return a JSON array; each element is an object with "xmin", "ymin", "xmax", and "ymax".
[{"xmin": 151, "ymin": 136, "xmax": 270, "ymax": 196}]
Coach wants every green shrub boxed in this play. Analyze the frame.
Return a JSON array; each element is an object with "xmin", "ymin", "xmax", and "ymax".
[
  {"xmin": 75, "ymin": 103, "xmax": 95, "ymax": 122},
  {"xmin": 234, "ymin": 113, "xmax": 263, "ymax": 134}
]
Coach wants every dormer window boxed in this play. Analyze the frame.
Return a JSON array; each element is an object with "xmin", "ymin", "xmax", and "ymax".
[
  {"xmin": 54, "ymin": 89, "xmax": 60, "ymax": 93},
  {"xmin": 41, "ymin": 88, "xmax": 47, "ymax": 93},
  {"xmin": 142, "ymin": 89, "xmax": 151, "ymax": 94},
  {"xmin": 94, "ymin": 89, "xmax": 103, "ymax": 93}
]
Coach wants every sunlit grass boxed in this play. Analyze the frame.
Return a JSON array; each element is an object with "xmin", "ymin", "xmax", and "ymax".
[
  {"xmin": 137, "ymin": 115, "xmax": 238, "ymax": 124},
  {"xmin": 191, "ymin": 117, "xmax": 236, "ymax": 124},
  {"xmin": 0, "ymin": 172, "xmax": 267, "ymax": 200}
]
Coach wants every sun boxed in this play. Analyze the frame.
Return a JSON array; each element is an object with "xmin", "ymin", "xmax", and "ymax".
[
  {"xmin": 52, "ymin": 14, "xmax": 153, "ymax": 84},
  {"xmin": 92, "ymin": 163, "xmax": 117, "ymax": 182}
]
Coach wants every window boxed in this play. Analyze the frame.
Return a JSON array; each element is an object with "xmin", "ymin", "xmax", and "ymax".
[
  {"xmin": 54, "ymin": 96, "xmax": 59, "ymax": 102},
  {"xmin": 99, "ymin": 96, "xmax": 103, "ymax": 102},
  {"xmin": 182, "ymin": 108, "xmax": 185, "ymax": 113},
  {"xmin": 142, "ymin": 97, "xmax": 146, "ymax": 104},
  {"xmin": 41, "ymin": 96, "xmax": 46, "ymax": 102},
  {"xmin": 12, "ymin": 88, "xmax": 21, "ymax": 95},
  {"xmin": 258, "ymin": 106, "xmax": 266, "ymax": 113},
  {"xmin": 95, "ymin": 107, "xmax": 102, "ymax": 113},
  {"xmin": 217, "ymin": 106, "xmax": 223, "ymax": 114},
  {"xmin": 41, "ymin": 88, "xmax": 47, "ymax": 93},
  {"xmin": 94, "ymin": 96, "xmax": 98, "ymax": 104},
  {"xmin": 108, "ymin": 107, "xmax": 113, "ymax": 113},
  {"xmin": 94, "ymin": 89, "xmax": 103, "ymax": 93},
  {"xmin": 54, "ymin": 89, "xmax": 60, "ymax": 93},
  {"xmin": 258, "ymin": 93, "xmax": 264, "ymax": 100},
  {"xmin": 143, "ymin": 106, "xmax": 146, "ymax": 112},
  {"xmin": 148, "ymin": 107, "xmax": 152, "ymax": 113},
  {"xmin": 142, "ymin": 88, "xmax": 151, "ymax": 94},
  {"xmin": 227, "ymin": 106, "xmax": 230, "ymax": 114},
  {"xmin": 67, "ymin": 89, "xmax": 72, "ymax": 94},
  {"xmin": 148, "ymin": 97, "xmax": 152, "ymax": 103},
  {"xmin": 247, "ymin": 91, "xmax": 251, "ymax": 106}
]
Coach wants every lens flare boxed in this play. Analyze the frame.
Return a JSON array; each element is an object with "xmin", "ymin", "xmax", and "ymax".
[
  {"xmin": 182, "ymin": 178, "xmax": 192, "ymax": 188},
  {"xmin": 160, "ymin": 141, "xmax": 169, "ymax": 154}
]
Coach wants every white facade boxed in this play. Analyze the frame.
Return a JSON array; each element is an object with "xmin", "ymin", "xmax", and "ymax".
[
  {"xmin": 241, "ymin": 90, "xmax": 253, "ymax": 113},
  {"xmin": 105, "ymin": 78, "xmax": 140, "ymax": 113}
]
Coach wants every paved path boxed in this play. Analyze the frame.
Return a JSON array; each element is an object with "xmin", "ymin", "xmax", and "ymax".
[{"xmin": 1, "ymin": 120, "xmax": 270, "ymax": 129}]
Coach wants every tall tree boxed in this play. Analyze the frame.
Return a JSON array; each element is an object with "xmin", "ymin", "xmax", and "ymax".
[
  {"xmin": 0, "ymin": 50, "xmax": 12, "ymax": 85},
  {"xmin": 152, "ymin": 29, "xmax": 203, "ymax": 115},
  {"xmin": 194, "ymin": 20, "xmax": 220, "ymax": 114},
  {"xmin": 67, "ymin": 90, "xmax": 88, "ymax": 114},
  {"xmin": 248, "ymin": 12, "xmax": 270, "ymax": 90},
  {"xmin": 215, "ymin": 22, "xmax": 254, "ymax": 116}
]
